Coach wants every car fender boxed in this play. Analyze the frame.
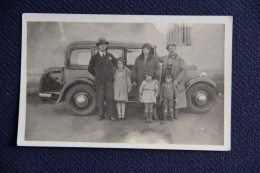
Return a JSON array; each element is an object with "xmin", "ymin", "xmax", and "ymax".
[
  {"xmin": 185, "ymin": 77, "xmax": 217, "ymax": 92},
  {"xmin": 39, "ymin": 67, "xmax": 64, "ymax": 93},
  {"xmin": 39, "ymin": 73, "xmax": 46, "ymax": 93},
  {"xmin": 56, "ymin": 78, "xmax": 95, "ymax": 103}
]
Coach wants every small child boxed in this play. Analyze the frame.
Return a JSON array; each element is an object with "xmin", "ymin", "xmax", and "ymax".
[
  {"xmin": 114, "ymin": 58, "xmax": 132, "ymax": 120},
  {"xmin": 160, "ymin": 74, "xmax": 178, "ymax": 123},
  {"xmin": 139, "ymin": 70, "xmax": 159, "ymax": 123}
]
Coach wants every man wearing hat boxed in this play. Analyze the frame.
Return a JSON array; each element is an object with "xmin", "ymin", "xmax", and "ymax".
[
  {"xmin": 88, "ymin": 38, "xmax": 117, "ymax": 122},
  {"xmin": 159, "ymin": 43, "xmax": 187, "ymax": 118}
]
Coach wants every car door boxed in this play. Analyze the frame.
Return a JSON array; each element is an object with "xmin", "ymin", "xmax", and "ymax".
[{"xmin": 63, "ymin": 48, "xmax": 94, "ymax": 83}]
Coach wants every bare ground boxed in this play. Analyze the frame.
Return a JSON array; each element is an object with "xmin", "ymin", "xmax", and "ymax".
[{"xmin": 25, "ymin": 94, "xmax": 224, "ymax": 145}]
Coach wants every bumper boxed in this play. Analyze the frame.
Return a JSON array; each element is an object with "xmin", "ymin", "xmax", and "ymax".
[{"xmin": 39, "ymin": 93, "xmax": 52, "ymax": 97}]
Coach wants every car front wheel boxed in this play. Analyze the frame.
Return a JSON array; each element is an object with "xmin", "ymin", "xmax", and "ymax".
[
  {"xmin": 186, "ymin": 83, "xmax": 216, "ymax": 114},
  {"xmin": 65, "ymin": 85, "xmax": 97, "ymax": 116}
]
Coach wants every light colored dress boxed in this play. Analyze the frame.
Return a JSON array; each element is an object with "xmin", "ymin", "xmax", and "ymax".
[
  {"xmin": 114, "ymin": 67, "xmax": 132, "ymax": 102},
  {"xmin": 139, "ymin": 80, "xmax": 158, "ymax": 103}
]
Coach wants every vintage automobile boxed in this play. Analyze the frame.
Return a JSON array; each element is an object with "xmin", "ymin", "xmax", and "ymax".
[{"xmin": 39, "ymin": 41, "xmax": 218, "ymax": 116}]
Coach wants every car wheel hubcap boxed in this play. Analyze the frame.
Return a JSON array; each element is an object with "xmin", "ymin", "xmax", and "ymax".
[
  {"xmin": 194, "ymin": 91, "xmax": 208, "ymax": 106},
  {"xmin": 74, "ymin": 93, "xmax": 89, "ymax": 108}
]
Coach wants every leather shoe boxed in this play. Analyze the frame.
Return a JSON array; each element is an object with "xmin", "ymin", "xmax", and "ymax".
[
  {"xmin": 110, "ymin": 116, "xmax": 117, "ymax": 122},
  {"xmin": 98, "ymin": 116, "xmax": 104, "ymax": 121},
  {"xmin": 153, "ymin": 115, "xmax": 159, "ymax": 121}
]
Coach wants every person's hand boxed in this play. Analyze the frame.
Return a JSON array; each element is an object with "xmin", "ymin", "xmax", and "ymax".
[
  {"xmin": 155, "ymin": 93, "xmax": 158, "ymax": 97},
  {"xmin": 128, "ymin": 88, "xmax": 131, "ymax": 93},
  {"xmin": 173, "ymin": 80, "xmax": 178, "ymax": 86},
  {"xmin": 133, "ymin": 82, "xmax": 137, "ymax": 86},
  {"xmin": 175, "ymin": 98, "xmax": 178, "ymax": 103},
  {"xmin": 154, "ymin": 79, "xmax": 159, "ymax": 85}
]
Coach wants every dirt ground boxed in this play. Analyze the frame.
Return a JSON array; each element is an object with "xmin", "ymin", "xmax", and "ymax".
[{"xmin": 25, "ymin": 94, "xmax": 224, "ymax": 145}]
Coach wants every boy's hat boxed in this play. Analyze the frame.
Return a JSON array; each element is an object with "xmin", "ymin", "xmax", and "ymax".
[
  {"xmin": 166, "ymin": 43, "xmax": 176, "ymax": 50},
  {"xmin": 145, "ymin": 70, "xmax": 154, "ymax": 77}
]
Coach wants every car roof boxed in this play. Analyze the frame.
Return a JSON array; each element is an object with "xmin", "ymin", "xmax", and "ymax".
[{"xmin": 67, "ymin": 41, "xmax": 155, "ymax": 49}]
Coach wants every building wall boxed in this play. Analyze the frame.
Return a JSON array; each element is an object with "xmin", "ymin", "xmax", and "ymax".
[
  {"xmin": 177, "ymin": 24, "xmax": 224, "ymax": 71},
  {"xmin": 27, "ymin": 22, "xmax": 224, "ymax": 92}
]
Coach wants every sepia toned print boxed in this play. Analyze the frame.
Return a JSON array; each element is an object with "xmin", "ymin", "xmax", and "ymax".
[{"xmin": 17, "ymin": 14, "xmax": 232, "ymax": 151}]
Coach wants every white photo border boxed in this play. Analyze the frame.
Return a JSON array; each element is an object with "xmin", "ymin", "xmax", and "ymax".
[{"xmin": 17, "ymin": 13, "xmax": 233, "ymax": 151}]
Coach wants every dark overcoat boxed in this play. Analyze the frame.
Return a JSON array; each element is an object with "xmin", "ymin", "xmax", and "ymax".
[
  {"xmin": 132, "ymin": 54, "xmax": 160, "ymax": 103},
  {"xmin": 88, "ymin": 52, "xmax": 117, "ymax": 85},
  {"xmin": 159, "ymin": 54, "xmax": 187, "ymax": 109}
]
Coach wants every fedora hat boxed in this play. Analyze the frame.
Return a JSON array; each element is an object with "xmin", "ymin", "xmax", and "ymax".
[
  {"xmin": 166, "ymin": 43, "xmax": 176, "ymax": 50},
  {"xmin": 96, "ymin": 38, "xmax": 109, "ymax": 46}
]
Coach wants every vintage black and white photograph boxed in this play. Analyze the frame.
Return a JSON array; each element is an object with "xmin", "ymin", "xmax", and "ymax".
[{"xmin": 17, "ymin": 14, "xmax": 232, "ymax": 150}]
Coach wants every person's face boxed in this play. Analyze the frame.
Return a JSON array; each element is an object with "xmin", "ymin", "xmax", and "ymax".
[
  {"xmin": 143, "ymin": 47, "xmax": 150, "ymax": 56},
  {"xmin": 117, "ymin": 61, "xmax": 124, "ymax": 69},
  {"xmin": 167, "ymin": 45, "xmax": 176, "ymax": 55},
  {"xmin": 166, "ymin": 77, "xmax": 172, "ymax": 83},
  {"xmin": 98, "ymin": 43, "xmax": 108, "ymax": 52},
  {"xmin": 145, "ymin": 74, "xmax": 152, "ymax": 80}
]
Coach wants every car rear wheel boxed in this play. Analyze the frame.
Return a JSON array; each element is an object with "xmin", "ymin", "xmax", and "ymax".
[
  {"xmin": 186, "ymin": 83, "xmax": 216, "ymax": 114},
  {"xmin": 65, "ymin": 85, "xmax": 97, "ymax": 116}
]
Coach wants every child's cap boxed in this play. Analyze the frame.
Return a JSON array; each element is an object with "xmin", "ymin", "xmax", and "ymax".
[
  {"xmin": 116, "ymin": 57, "xmax": 125, "ymax": 64},
  {"xmin": 165, "ymin": 74, "xmax": 173, "ymax": 79},
  {"xmin": 145, "ymin": 70, "xmax": 154, "ymax": 77}
]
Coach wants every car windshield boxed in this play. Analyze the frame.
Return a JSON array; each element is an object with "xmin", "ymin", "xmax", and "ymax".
[
  {"xmin": 127, "ymin": 48, "xmax": 142, "ymax": 66},
  {"xmin": 70, "ymin": 49, "xmax": 91, "ymax": 66}
]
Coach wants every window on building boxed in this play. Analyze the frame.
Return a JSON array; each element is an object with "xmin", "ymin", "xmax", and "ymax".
[{"xmin": 167, "ymin": 24, "xmax": 191, "ymax": 46}]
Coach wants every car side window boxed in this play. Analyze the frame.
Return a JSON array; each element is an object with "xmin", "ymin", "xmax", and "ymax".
[
  {"xmin": 107, "ymin": 49, "xmax": 123, "ymax": 59},
  {"xmin": 126, "ymin": 49, "xmax": 142, "ymax": 66},
  {"xmin": 70, "ymin": 49, "xmax": 91, "ymax": 66},
  {"xmin": 94, "ymin": 48, "xmax": 123, "ymax": 59}
]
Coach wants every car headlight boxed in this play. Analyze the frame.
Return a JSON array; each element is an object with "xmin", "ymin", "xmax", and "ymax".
[{"xmin": 199, "ymin": 72, "xmax": 207, "ymax": 77}]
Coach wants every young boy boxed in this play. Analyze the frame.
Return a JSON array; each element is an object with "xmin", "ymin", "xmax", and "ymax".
[{"xmin": 160, "ymin": 74, "xmax": 178, "ymax": 123}]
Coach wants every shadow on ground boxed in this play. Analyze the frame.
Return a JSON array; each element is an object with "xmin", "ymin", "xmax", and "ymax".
[{"xmin": 25, "ymin": 93, "xmax": 224, "ymax": 146}]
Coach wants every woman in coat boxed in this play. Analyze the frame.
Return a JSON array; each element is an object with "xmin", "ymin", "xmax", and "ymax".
[
  {"xmin": 132, "ymin": 43, "xmax": 161, "ymax": 120},
  {"xmin": 160, "ymin": 43, "xmax": 187, "ymax": 117}
]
